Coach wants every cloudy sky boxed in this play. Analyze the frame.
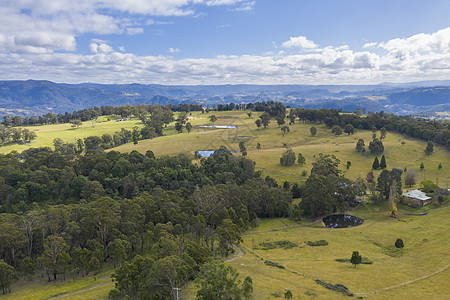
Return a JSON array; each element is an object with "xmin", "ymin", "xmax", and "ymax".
[{"xmin": 1, "ymin": 0, "xmax": 450, "ymax": 85}]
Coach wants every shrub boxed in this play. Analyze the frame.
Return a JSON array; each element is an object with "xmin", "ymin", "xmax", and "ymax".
[
  {"xmin": 264, "ymin": 260, "xmax": 285, "ymax": 269},
  {"xmin": 315, "ymin": 280, "xmax": 353, "ymax": 296},
  {"xmin": 306, "ymin": 240, "xmax": 328, "ymax": 246},
  {"xmin": 395, "ymin": 238, "xmax": 404, "ymax": 249}
]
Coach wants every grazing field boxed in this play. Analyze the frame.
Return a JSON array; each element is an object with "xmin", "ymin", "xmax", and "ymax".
[
  {"xmin": 1, "ymin": 268, "xmax": 114, "ymax": 300},
  {"xmin": 1, "ymin": 110, "xmax": 448, "ymax": 186},
  {"xmin": 183, "ymin": 202, "xmax": 450, "ymax": 299},
  {"xmin": 0, "ymin": 116, "xmax": 142, "ymax": 154},
  {"xmin": 113, "ymin": 110, "xmax": 450, "ymax": 187}
]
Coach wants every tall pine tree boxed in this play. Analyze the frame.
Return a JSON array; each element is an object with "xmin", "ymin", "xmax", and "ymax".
[
  {"xmin": 372, "ymin": 157, "xmax": 380, "ymax": 170},
  {"xmin": 380, "ymin": 155, "xmax": 387, "ymax": 169}
]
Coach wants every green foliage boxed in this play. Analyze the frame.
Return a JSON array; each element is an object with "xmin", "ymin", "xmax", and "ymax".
[
  {"xmin": 377, "ymin": 170, "xmax": 402, "ymax": 200},
  {"xmin": 380, "ymin": 155, "xmax": 387, "ymax": 169},
  {"xmin": 264, "ymin": 260, "xmax": 285, "ymax": 269},
  {"xmin": 281, "ymin": 126, "xmax": 290, "ymax": 135},
  {"xmin": 344, "ymin": 124, "xmax": 355, "ymax": 135},
  {"xmin": 284, "ymin": 289, "xmax": 293, "ymax": 299},
  {"xmin": 310, "ymin": 126, "xmax": 317, "ymax": 136},
  {"xmin": 395, "ymin": 238, "xmax": 404, "ymax": 249},
  {"xmin": 331, "ymin": 125, "xmax": 342, "ymax": 135},
  {"xmin": 276, "ymin": 115, "xmax": 286, "ymax": 127},
  {"xmin": 315, "ymin": 279, "xmax": 353, "ymax": 296},
  {"xmin": 420, "ymin": 162, "xmax": 425, "ymax": 170},
  {"xmin": 421, "ymin": 179, "xmax": 439, "ymax": 193},
  {"xmin": 0, "ymin": 260, "xmax": 18, "ymax": 294},
  {"xmin": 356, "ymin": 138, "xmax": 365, "ymax": 152},
  {"xmin": 258, "ymin": 240, "xmax": 297, "ymax": 250},
  {"xmin": 369, "ymin": 138, "xmax": 384, "ymax": 155},
  {"xmin": 280, "ymin": 148, "xmax": 296, "ymax": 166},
  {"xmin": 297, "ymin": 153, "xmax": 306, "ymax": 166},
  {"xmin": 425, "ymin": 141, "xmax": 434, "ymax": 155},
  {"xmin": 372, "ymin": 157, "xmax": 380, "ymax": 170},
  {"xmin": 350, "ymin": 251, "xmax": 362, "ymax": 267},
  {"xmin": 186, "ymin": 122, "xmax": 192, "ymax": 133},
  {"xmin": 255, "ymin": 119, "xmax": 262, "ymax": 129},
  {"xmin": 196, "ymin": 261, "xmax": 252, "ymax": 300},
  {"xmin": 306, "ymin": 240, "xmax": 328, "ymax": 246},
  {"xmin": 260, "ymin": 112, "xmax": 271, "ymax": 128}
]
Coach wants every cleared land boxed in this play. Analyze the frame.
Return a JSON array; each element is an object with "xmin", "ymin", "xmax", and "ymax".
[{"xmin": 1, "ymin": 110, "xmax": 449, "ymax": 299}]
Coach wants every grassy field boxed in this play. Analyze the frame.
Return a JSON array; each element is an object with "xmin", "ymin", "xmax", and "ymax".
[
  {"xmin": 0, "ymin": 110, "xmax": 449, "ymax": 299},
  {"xmin": 1, "ymin": 267, "xmax": 114, "ymax": 300},
  {"xmin": 1, "ymin": 110, "xmax": 448, "ymax": 186},
  {"xmin": 113, "ymin": 110, "xmax": 450, "ymax": 187},
  {"xmin": 182, "ymin": 202, "xmax": 450, "ymax": 299},
  {"xmin": 0, "ymin": 116, "xmax": 142, "ymax": 154}
]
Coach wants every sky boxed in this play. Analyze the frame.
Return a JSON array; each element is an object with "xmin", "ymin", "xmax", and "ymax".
[{"xmin": 1, "ymin": 0, "xmax": 450, "ymax": 85}]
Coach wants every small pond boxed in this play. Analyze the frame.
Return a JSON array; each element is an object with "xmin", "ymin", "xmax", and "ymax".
[
  {"xmin": 195, "ymin": 150, "xmax": 239, "ymax": 158},
  {"xmin": 322, "ymin": 214, "xmax": 363, "ymax": 228},
  {"xmin": 198, "ymin": 125, "xmax": 237, "ymax": 129},
  {"xmin": 232, "ymin": 136, "xmax": 251, "ymax": 139}
]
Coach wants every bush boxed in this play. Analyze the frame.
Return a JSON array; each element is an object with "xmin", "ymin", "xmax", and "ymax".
[
  {"xmin": 264, "ymin": 260, "xmax": 285, "ymax": 269},
  {"xmin": 315, "ymin": 280, "xmax": 353, "ymax": 296},
  {"xmin": 306, "ymin": 240, "xmax": 328, "ymax": 246},
  {"xmin": 395, "ymin": 238, "xmax": 404, "ymax": 248},
  {"xmin": 258, "ymin": 240, "xmax": 297, "ymax": 250}
]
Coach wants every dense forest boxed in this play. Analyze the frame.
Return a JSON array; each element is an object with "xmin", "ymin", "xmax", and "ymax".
[{"xmin": 0, "ymin": 146, "xmax": 294, "ymax": 298}]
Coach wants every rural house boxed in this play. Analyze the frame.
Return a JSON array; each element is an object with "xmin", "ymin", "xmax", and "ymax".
[{"xmin": 402, "ymin": 190, "xmax": 431, "ymax": 207}]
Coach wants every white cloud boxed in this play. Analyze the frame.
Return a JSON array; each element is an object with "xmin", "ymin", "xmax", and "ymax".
[
  {"xmin": 169, "ymin": 47, "xmax": 180, "ymax": 53},
  {"xmin": 379, "ymin": 27, "xmax": 450, "ymax": 53},
  {"xmin": 235, "ymin": 1, "xmax": 256, "ymax": 11},
  {"xmin": 0, "ymin": 0, "xmax": 247, "ymax": 54},
  {"xmin": 281, "ymin": 36, "xmax": 318, "ymax": 49},
  {"xmin": 363, "ymin": 42, "xmax": 377, "ymax": 48},
  {"xmin": 126, "ymin": 27, "xmax": 144, "ymax": 35},
  {"xmin": 89, "ymin": 42, "xmax": 114, "ymax": 54}
]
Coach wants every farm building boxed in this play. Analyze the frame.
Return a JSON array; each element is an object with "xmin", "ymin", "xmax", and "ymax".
[{"xmin": 402, "ymin": 190, "xmax": 431, "ymax": 207}]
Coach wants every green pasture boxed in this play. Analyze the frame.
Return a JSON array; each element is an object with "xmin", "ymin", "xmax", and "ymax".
[
  {"xmin": 113, "ymin": 110, "xmax": 450, "ymax": 187},
  {"xmin": 181, "ymin": 202, "xmax": 450, "ymax": 299},
  {"xmin": 1, "ymin": 268, "xmax": 114, "ymax": 300},
  {"xmin": 0, "ymin": 117, "xmax": 142, "ymax": 154}
]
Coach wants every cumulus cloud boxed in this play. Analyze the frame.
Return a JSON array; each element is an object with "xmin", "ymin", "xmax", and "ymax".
[
  {"xmin": 281, "ymin": 36, "xmax": 318, "ymax": 49},
  {"xmin": 89, "ymin": 42, "xmax": 114, "ymax": 54},
  {"xmin": 379, "ymin": 27, "xmax": 450, "ymax": 53},
  {"xmin": 169, "ymin": 47, "xmax": 180, "ymax": 53},
  {"xmin": 0, "ymin": 0, "xmax": 249, "ymax": 54}
]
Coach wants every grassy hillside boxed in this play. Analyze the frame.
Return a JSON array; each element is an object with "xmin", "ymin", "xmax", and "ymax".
[
  {"xmin": 228, "ymin": 202, "xmax": 450, "ymax": 299},
  {"xmin": 0, "ymin": 116, "xmax": 141, "ymax": 154},
  {"xmin": 114, "ymin": 110, "xmax": 449, "ymax": 187},
  {"xmin": 1, "ymin": 110, "xmax": 448, "ymax": 187},
  {"xmin": 0, "ymin": 110, "xmax": 448, "ymax": 299}
]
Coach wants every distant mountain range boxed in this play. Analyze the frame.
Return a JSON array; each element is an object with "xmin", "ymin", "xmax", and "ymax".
[{"xmin": 0, "ymin": 80, "xmax": 449, "ymax": 118}]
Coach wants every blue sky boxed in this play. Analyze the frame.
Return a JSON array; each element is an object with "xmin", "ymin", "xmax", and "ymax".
[{"xmin": 1, "ymin": 0, "xmax": 450, "ymax": 84}]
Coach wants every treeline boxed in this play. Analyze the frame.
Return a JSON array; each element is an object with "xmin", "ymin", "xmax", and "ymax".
[
  {"xmin": 217, "ymin": 101, "xmax": 286, "ymax": 117},
  {"xmin": 288, "ymin": 108, "xmax": 449, "ymax": 148},
  {"xmin": 0, "ymin": 146, "xmax": 290, "ymax": 298},
  {"xmin": 1, "ymin": 103, "xmax": 203, "ymax": 127}
]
